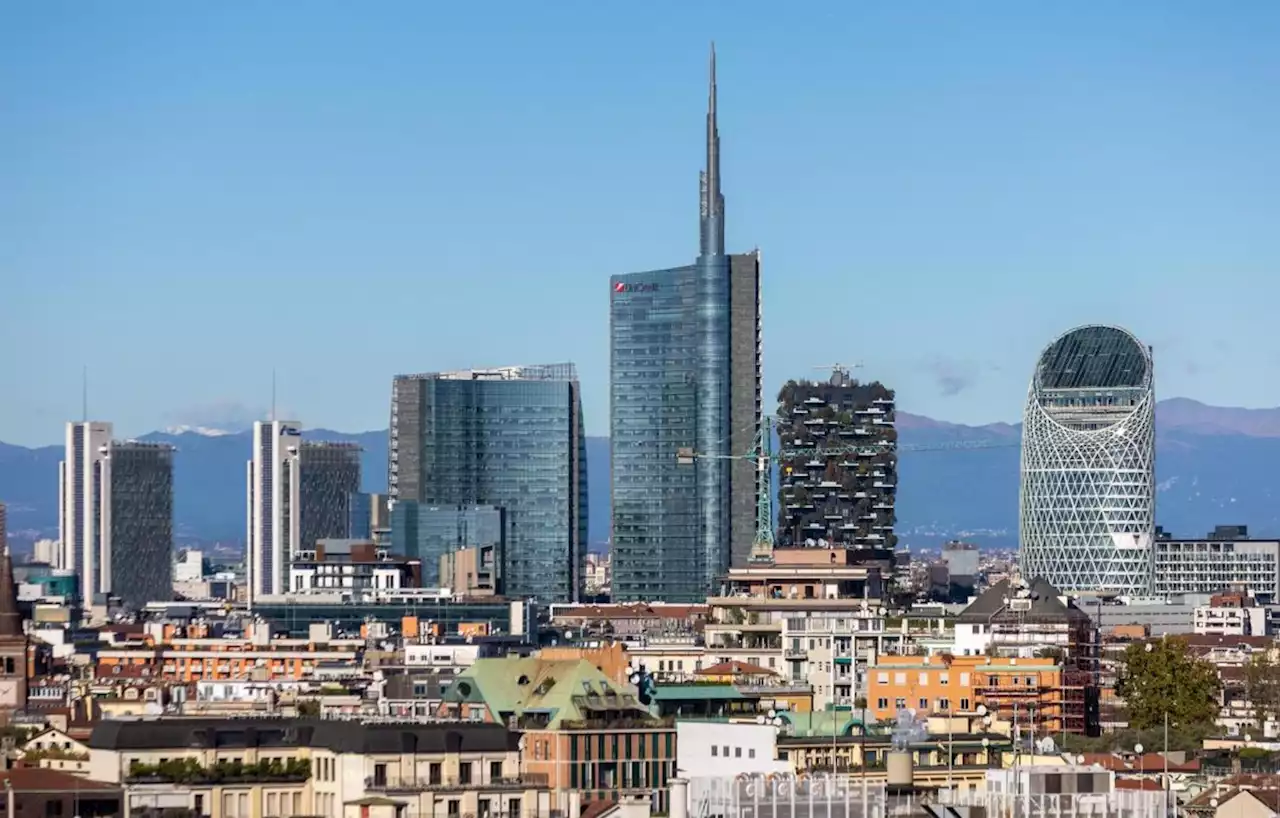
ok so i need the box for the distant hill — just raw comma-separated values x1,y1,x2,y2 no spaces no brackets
4,398,1279,552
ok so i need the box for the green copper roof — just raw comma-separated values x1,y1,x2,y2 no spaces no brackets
441,656,647,729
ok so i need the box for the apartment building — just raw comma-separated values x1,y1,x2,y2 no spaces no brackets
866,654,1072,734
1194,592,1269,636
775,373,897,549
701,546,911,709
89,718,565,818
439,655,677,812
94,621,363,683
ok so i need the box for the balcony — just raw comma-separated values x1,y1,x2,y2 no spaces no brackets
127,759,311,786
784,648,808,660
365,774,549,793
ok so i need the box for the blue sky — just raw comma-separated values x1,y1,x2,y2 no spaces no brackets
2,1,1278,447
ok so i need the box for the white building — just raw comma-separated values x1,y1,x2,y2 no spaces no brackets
32,539,60,566
60,422,174,609
247,420,303,603
174,549,204,583
675,721,789,777
60,421,113,602
1194,604,1268,636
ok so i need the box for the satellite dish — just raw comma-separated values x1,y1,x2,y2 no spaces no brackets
768,710,777,719
773,717,783,726
756,715,766,725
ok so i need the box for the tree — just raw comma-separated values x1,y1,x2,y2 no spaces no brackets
1117,637,1220,730
1245,651,1280,728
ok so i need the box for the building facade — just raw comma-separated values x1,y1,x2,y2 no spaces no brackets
391,503,505,590
388,365,587,602
107,442,175,608
1019,325,1156,595
247,420,302,602
776,372,896,549
610,48,762,602
298,442,362,551
1152,525,1280,602
247,422,363,604
59,423,174,609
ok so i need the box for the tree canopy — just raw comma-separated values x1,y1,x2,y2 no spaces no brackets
1117,637,1220,730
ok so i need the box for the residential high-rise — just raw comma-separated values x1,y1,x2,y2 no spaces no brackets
1019,325,1155,595
107,442,175,608
775,372,897,549
298,442,362,551
59,422,175,609
247,420,302,601
609,46,763,602
389,365,587,602
247,421,363,603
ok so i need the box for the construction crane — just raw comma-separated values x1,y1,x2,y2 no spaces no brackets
676,415,1019,563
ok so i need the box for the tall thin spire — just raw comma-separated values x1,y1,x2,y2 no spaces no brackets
700,41,724,257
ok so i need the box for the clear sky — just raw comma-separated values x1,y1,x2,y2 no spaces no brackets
2,1,1278,447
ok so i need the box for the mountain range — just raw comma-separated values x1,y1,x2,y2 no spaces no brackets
3,397,1279,553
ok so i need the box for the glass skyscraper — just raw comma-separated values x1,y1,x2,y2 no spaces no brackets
610,47,763,602
391,503,506,589
389,364,587,602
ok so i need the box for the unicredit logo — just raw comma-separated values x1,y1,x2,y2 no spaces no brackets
613,282,659,294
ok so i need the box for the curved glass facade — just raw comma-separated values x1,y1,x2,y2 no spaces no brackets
1019,325,1155,594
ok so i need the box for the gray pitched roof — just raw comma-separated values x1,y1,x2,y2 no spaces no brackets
89,719,518,754
956,577,1092,625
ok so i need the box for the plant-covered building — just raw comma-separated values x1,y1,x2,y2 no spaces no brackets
776,371,897,549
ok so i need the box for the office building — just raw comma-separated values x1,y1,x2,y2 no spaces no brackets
775,370,896,549
247,422,363,603
348,491,390,539
298,441,361,549
389,365,587,601
610,47,763,602
1152,525,1280,602
59,423,175,609
1019,325,1155,595
391,503,505,591
247,420,302,601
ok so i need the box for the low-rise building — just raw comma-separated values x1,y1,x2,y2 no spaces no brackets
89,718,565,818
439,655,677,812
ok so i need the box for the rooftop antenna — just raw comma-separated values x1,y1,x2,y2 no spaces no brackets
813,362,863,386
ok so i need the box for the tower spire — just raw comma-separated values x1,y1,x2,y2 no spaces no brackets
700,41,724,257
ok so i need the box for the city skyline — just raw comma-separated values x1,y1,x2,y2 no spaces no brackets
4,4,1280,447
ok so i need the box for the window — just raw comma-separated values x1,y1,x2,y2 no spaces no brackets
918,698,928,711
711,746,718,756
430,762,442,785
267,794,278,817
894,672,906,685
938,698,950,711
939,674,949,686
490,761,504,781
508,799,521,818
960,698,971,711
722,746,729,757
479,799,492,818
988,675,999,686
960,672,970,685
877,698,888,709
735,747,742,758
876,672,888,684
894,697,906,709
918,672,929,685
448,800,461,818
459,761,472,785
373,763,387,787
749,749,756,759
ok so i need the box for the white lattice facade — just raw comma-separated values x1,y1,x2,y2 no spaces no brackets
1019,325,1155,595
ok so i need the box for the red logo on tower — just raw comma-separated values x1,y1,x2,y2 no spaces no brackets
614,282,626,293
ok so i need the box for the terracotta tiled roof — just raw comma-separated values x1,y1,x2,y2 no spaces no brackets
1116,779,1164,791
0,769,119,793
